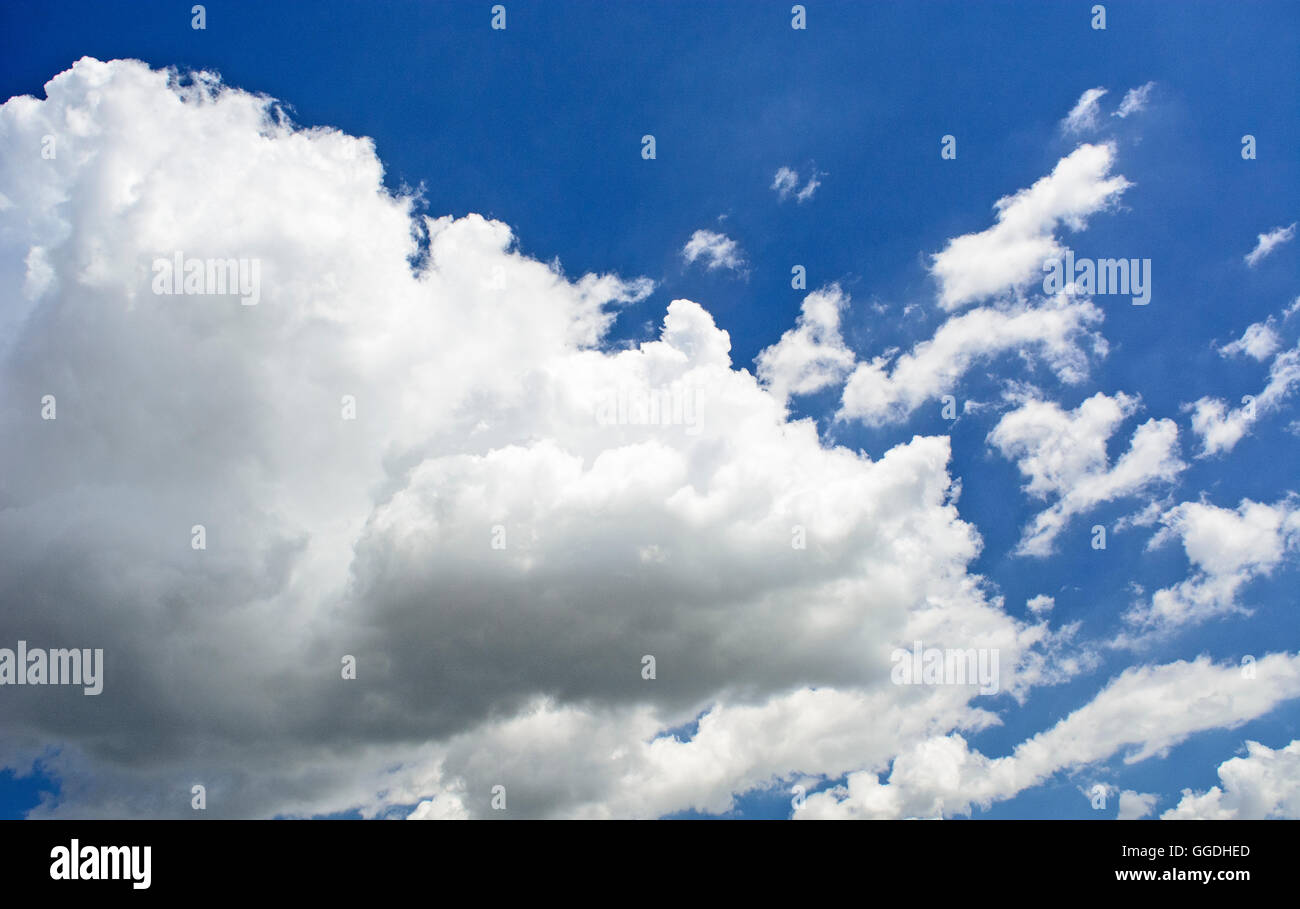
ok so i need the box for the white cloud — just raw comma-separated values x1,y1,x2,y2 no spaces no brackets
988,392,1186,556
929,143,1131,310
407,789,471,820
835,144,1135,427
1116,496,1170,532
795,172,822,203
1187,343,1300,456
1219,319,1280,361
1112,82,1155,119
1117,789,1158,819
771,165,822,203
839,295,1107,426
682,228,744,272
771,166,799,199
1245,222,1296,267
756,284,856,400
1062,87,1108,134
1122,496,1300,638
1163,739,1300,819
1026,595,1055,615
800,652,1300,818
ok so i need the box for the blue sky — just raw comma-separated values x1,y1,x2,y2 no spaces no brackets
0,1,1297,820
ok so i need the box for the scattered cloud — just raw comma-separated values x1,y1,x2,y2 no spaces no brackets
988,392,1185,556
929,143,1131,311
795,172,822,202
1063,87,1108,134
1163,739,1300,819
1219,319,1281,361
1245,222,1296,267
839,295,1107,426
1122,497,1300,639
771,166,799,199
800,653,1300,818
1187,343,1300,456
771,165,823,203
682,228,745,273
1117,789,1159,819
1026,594,1055,615
1113,82,1155,119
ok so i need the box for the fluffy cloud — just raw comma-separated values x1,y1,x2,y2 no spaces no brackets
839,295,1107,426
1162,739,1300,819
1026,594,1054,615
836,143,1135,426
1187,343,1300,456
0,58,1088,819
1122,497,1300,638
1244,222,1296,268
756,284,856,400
1062,87,1108,134
929,143,1131,311
800,652,1300,818
988,392,1185,556
1219,319,1281,361
1117,789,1158,819
682,228,744,272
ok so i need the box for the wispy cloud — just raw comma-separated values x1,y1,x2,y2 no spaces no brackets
1245,222,1296,267
771,166,799,199
1062,87,1108,134
1113,81,1155,118
771,165,823,203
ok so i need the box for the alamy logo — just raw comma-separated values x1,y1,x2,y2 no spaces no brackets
0,641,103,695
1042,249,1150,305
152,251,261,305
50,840,150,889
594,384,701,433
890,641,1000,695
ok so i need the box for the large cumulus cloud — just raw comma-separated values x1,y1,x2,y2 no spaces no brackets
0,58,1059,818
